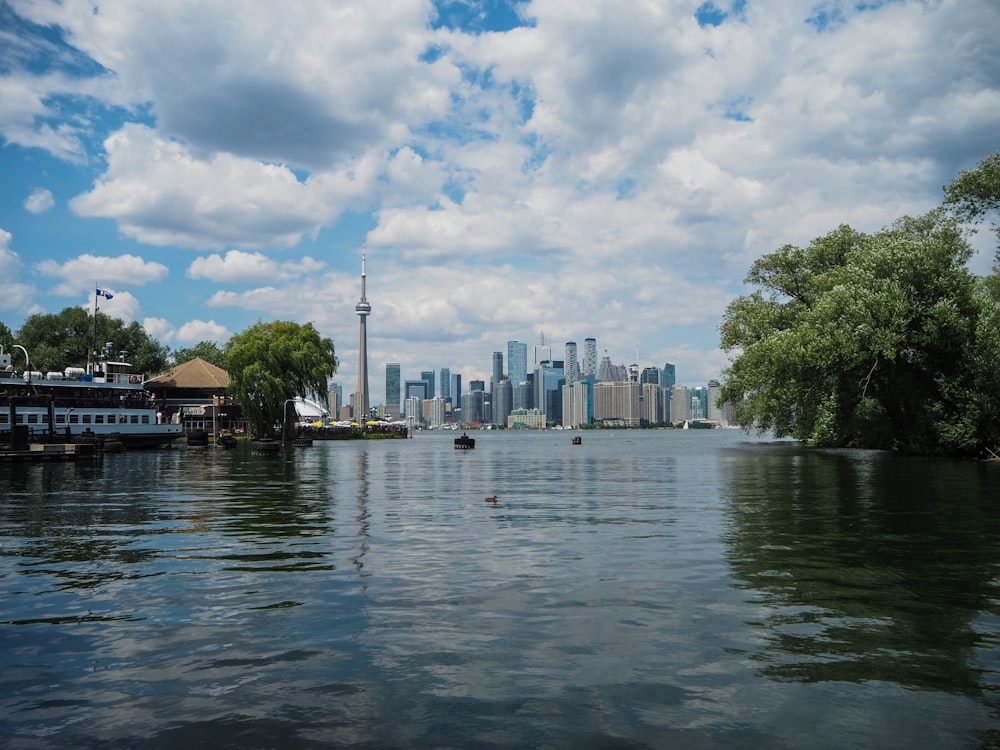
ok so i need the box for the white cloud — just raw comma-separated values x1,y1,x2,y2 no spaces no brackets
0,228,40,316
35,252,169,296
81,288,140,323
23,187,54,213
176,319,230,344
187,250,324,283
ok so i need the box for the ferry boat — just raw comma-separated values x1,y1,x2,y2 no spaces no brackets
0,346,183,449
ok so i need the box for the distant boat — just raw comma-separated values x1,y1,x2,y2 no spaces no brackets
572,435,582,445
454,432,475,449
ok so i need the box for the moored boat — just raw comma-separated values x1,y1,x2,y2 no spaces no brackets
454,432,475,449
0,345,183,450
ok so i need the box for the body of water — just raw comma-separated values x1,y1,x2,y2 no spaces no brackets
2,429,1000,748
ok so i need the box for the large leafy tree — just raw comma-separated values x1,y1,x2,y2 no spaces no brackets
720,211,992,455
0,321,13,358
225,320,337,439
172,340,227,368
15,306,169,376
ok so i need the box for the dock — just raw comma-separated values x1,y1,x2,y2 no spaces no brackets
0,443,100,463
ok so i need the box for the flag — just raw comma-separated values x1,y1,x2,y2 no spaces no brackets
96,288,114,300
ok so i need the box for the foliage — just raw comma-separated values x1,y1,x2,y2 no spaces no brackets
944,151,1000,258
14,307,169,376
172,340,226,368
0,321,13,358
225,320,337,439
719,211,999,455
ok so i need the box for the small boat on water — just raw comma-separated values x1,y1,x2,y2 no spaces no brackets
217,430,238,449
454,432,475,449
572,435,582,445
0,345,183,450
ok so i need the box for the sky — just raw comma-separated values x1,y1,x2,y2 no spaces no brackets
1,0,998,405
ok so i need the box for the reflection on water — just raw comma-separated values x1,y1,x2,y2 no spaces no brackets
1,432,1000,748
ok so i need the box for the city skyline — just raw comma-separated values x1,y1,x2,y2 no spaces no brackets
1,1,997,409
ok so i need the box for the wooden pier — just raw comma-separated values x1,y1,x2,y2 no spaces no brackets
0,442,100,463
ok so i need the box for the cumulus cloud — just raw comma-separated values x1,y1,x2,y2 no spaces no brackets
81,288,140,323
175,319,230,344
23,187,54,213
187,250,324,283
0,228,38,315
35,252,169,296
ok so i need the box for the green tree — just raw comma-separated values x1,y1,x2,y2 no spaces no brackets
15,307,169,376
720,211,987,455
944,151,1000,257
225,320,337,439
172,340,227,368
0,321,14,359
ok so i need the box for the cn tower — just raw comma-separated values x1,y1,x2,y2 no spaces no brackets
354,247,371,422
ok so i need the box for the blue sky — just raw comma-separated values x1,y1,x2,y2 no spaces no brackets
1,0,998,403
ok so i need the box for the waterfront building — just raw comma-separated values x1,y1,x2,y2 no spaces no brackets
583,338,597,379
670,385,691,423
404,396,421,429
353,250,372,421
493,378,512,426
561,377,593,428
429,397,445,428
385,363,400,419
507,408,545,429
707,379,724,424
690,386,708,420
641,382,663,424
565,341,578,383
594,381,641,426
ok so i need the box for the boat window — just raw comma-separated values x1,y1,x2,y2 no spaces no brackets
108,415,116,424
0,414,7,424
95,415,104,424
82,414,91,424
69,414,79,424
16,414,24,424
119,415,127,424
27,414,38,424
41,414,49,423
56,414,66,424
130,415,139,424
142,415,150,424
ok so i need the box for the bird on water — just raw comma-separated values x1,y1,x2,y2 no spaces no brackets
484,495,498,503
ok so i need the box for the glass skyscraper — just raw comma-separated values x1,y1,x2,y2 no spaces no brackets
508,341,527,385
385,363,400,416
583,338,597,379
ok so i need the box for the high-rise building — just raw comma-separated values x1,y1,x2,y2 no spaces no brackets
440,367,451,403
670,385,690,423
598,353,621,383
353,250,372,421
583,338,598,379
385,363,400,418
707,379,724,423
492,352,504,393
493,378,512,426
420,370,435,399
429,397,445,428
662,362,676,390
565,341,578,383
404,380,428,416
328,382,342,419
533,344,552,370
451,373,462,410
593,381,641,426
535,361,565,422
561,377,593,428
690,386,708,420
508,341,527,385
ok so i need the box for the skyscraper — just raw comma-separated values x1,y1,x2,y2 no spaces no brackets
353,250,371,421
492,351,503,393
583,338,597,379
508,341,527,385
420,370,435,399
385,363,400,418
565,341,578,383
440,367,451,403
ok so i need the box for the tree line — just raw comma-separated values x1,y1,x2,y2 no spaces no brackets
720,152,1000,457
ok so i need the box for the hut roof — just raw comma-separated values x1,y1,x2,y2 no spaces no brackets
146,357,230,389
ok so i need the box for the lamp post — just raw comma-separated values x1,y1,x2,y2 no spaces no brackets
13,345,29,381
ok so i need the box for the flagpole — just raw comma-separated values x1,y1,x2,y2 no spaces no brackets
92,286,98,376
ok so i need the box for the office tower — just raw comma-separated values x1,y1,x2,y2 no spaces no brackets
513,381,533,411
508,340,527,385
565,342,578,383
593,381,641,426
583,338,597,378
353,250,372,421
690,386,708,420
707,379,724,423
670,385,691,423
492,352,503,393
662,362,676,390
451,373,462,409
640,366,660,385
420,370,435,399
533,344,552,369
429,397,445,428
597,353,619,383
385,363,400,418
629,363,639,382
561,377,593,428
440,367,451,403
404,380,428,411
469,379,485,392
493,378,512,426
462,390,485,425
404,396,421,428
328,382,342,419
535,361,564,421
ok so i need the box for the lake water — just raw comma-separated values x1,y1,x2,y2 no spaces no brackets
2,429,1000,748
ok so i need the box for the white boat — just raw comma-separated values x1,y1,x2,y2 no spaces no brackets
0,346,183,449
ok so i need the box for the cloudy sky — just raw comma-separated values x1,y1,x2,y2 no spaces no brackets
1,0,998,402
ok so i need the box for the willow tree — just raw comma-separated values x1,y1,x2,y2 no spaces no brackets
225,320,337,439
720,211,988,455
